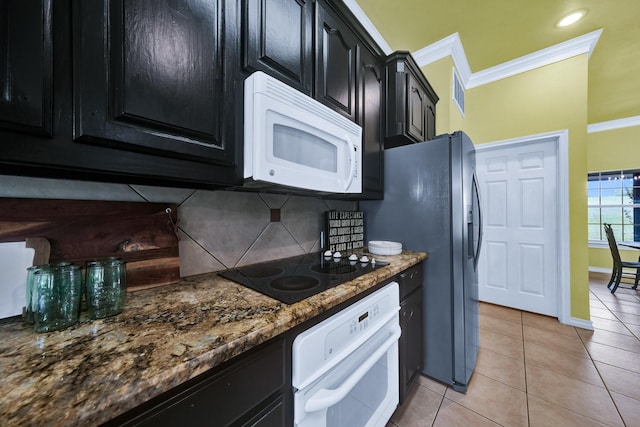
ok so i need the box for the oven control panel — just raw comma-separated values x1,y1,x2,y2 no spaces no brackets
326,299,384,359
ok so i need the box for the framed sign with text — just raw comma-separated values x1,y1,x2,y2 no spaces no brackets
324,211,364,253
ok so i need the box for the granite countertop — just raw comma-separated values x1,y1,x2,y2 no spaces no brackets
0,251,426,426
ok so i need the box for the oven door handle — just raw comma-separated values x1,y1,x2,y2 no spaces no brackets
304,324,401,413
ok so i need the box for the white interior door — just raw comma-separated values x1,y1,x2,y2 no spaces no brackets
476,137,559,316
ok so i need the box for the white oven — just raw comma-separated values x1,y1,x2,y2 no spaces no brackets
292,282,400,427
244,71,362,194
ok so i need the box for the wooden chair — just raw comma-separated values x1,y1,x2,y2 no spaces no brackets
603,223,640,293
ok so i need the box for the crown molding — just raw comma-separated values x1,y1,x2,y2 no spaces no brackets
347,3,637,131
587,115,640,133
411,29,601,90
412,33,472,83
342,0,393,55
347,2,601,91
466,29,602,88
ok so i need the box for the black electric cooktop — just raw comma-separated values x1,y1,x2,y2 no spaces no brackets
219,252,389,304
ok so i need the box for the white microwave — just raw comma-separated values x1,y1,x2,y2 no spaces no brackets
244,72,362,194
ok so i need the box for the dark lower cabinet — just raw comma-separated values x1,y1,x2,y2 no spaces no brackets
385,51,439,148
397,262,424,404
107,337,289,427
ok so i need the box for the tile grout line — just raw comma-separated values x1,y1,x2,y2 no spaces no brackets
429,391,445,427
521,310,531,427
583,287,630,426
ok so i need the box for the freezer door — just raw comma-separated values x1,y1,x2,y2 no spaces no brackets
453,133,480,391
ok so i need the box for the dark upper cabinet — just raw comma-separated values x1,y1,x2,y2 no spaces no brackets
242,0,313,95
315,0,385,200
243,0,384,200
0,0,386,195
315,0,358,122
74,0,235,165
0,0,242,189
0,0,53,136
385,51,439,148
358,46,384,199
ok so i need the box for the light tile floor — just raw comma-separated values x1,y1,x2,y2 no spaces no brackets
388,272,640,426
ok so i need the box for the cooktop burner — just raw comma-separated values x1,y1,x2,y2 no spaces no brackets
219,252,388,304
269,275,320,291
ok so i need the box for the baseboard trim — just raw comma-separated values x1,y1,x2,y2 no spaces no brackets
566,316,594,330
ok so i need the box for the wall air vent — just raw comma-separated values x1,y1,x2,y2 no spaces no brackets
453,69,465,116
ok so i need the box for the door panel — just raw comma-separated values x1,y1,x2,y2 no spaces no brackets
359,47,384,197
74,0,235,164
477,138,558,316
315,1,357,121
243,0,312,94
0,0,53,136
407,74,426,142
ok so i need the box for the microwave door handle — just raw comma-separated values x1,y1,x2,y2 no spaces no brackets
343,137,357,192
304,324,401,413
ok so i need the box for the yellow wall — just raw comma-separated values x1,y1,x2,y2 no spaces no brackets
588,125,640,171
423,55,591,321
422,56,467,135
588,125,640,269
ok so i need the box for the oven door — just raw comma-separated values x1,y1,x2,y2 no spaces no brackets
294,316,400,427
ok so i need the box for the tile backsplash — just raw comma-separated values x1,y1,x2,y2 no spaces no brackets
0,175,356,277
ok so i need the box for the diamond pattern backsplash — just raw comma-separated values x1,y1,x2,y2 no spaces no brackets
1,176,357,278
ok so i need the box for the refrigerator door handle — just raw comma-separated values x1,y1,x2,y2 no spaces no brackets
472,173,483,268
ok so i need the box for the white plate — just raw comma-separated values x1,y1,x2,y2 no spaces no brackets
0,242,34,319
368,241,402,256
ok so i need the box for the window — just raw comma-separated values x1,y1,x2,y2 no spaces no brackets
588,169,640,243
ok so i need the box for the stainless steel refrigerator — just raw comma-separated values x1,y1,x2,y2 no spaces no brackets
361,131,482,392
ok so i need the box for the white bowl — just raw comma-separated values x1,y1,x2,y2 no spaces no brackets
368,241,402,256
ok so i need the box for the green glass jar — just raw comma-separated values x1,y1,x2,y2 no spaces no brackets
32,263,82,333
56,264,83,329
25,262,72,324
85,257,127,319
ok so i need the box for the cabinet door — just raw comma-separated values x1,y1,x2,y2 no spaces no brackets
116,338,287,427
425,102,436,141
243,0,312,94
74,0,235,165
0,0,53,136
399,288,423,404
240,396,286,427
315,0,358,121
407,74,427,142
358,47,384,198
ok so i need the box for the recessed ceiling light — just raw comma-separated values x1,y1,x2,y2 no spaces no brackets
557,9,587,27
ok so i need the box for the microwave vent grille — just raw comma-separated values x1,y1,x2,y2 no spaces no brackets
264,79,361,135
453,70,465,116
